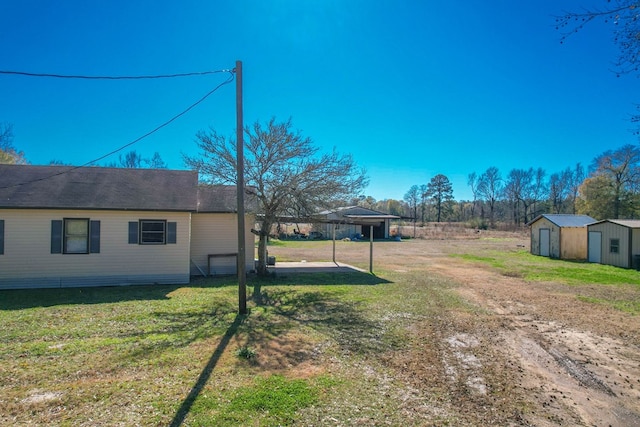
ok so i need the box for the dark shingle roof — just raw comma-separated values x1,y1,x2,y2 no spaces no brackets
0,164,198,211
196,185,258,213
197,185,238,213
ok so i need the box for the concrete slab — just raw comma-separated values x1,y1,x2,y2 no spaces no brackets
270,261,366,274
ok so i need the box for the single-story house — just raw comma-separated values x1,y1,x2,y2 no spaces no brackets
587,219,640,268
527,214,596,260
315,206,398,240
0,164,255,290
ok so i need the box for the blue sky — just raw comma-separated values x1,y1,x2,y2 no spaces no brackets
1,0,638,201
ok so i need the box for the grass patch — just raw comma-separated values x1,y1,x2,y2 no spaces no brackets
453,250,640,314
454,250,640,286
190,374,320,426
577,295,640,315
267,239,329,249
0,268,469,426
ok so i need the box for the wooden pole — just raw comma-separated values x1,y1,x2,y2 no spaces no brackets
235,60,247,315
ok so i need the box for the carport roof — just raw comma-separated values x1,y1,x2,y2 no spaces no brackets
341,214,400,225
316,206,399,225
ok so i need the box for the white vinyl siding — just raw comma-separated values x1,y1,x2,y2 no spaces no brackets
190,213,255,276
0,209,191,288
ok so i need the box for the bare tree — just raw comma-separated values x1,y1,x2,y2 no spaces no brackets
185,117,368,275
404,185,420,237
557,2,640,132
530,167,547,219
556,1,640,77
568,163,585,214
0,123,27,165
503,171,519,225
467,172,479,218
116,150,167,169
504,168,531,225
119,150,145,168
548,171,569,214
148,152,168,169
477,167,503,227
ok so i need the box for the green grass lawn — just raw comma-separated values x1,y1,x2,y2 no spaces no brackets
453,249,640,314
0,270,465,426
453,249,640,286
2,242,640,425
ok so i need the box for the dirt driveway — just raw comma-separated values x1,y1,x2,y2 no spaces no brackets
271,232,640,426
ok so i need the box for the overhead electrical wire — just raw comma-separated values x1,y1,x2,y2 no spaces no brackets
0,69,233,80
0,69,235,190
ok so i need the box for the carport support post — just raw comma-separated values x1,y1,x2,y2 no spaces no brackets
369,225,374,273
332,222,337,264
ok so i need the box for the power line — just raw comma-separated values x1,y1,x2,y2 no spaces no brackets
0,69,233,80
0,69,235,190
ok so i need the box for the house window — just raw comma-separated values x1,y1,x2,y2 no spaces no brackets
128,220,177,245
64,218,89,253
610,238,620,254
51,219,100,254
140,220,166,244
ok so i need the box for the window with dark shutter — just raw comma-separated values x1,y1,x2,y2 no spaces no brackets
130,220,174,245
167,222,177,244
51,220,63,254
52,219,100,254
129,221,139,244
140,220,166,244
90,221,101,253
0,220,4,255
64,219,89,254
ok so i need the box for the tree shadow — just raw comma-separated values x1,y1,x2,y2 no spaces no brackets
169,314,244,427
0,281,232,310
250,271,391,307
0,271,393,311
249,286,396,357
115,304,237,361
253,271,392,286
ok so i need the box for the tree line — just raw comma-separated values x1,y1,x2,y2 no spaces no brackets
344,144,640,228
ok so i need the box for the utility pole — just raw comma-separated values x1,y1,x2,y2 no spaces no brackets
235,60,247,315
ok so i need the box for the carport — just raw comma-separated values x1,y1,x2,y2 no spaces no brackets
323,213,400,273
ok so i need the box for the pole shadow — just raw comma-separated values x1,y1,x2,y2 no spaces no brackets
169,313,244,427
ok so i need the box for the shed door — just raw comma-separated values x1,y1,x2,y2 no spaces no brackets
588,231,602,263
539,228,550,257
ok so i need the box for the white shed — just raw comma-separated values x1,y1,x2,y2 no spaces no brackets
587,219,640,268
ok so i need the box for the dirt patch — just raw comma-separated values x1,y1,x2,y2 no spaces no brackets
428,251,640,426
270,232,640,425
